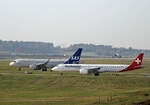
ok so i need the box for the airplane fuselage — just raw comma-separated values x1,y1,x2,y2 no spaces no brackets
9,59,65,68
52,64,129,72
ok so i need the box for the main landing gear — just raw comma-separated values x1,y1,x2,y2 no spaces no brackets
94,72,100,76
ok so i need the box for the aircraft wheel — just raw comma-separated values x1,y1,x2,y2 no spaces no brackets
42,68,47,71
18,67,21,71
94,72,99,76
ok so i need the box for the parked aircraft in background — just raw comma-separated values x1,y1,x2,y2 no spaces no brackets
112,53,122,58
9,48,82,71
52,53,144,76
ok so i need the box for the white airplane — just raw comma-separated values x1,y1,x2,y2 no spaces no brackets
9,48,82,71
52,53,144,76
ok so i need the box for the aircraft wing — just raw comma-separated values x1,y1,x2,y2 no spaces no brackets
36,59,50,67
29,59,50,71
83,67,101,73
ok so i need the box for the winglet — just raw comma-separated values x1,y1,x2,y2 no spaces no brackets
64,48,82,64
120,53,144,72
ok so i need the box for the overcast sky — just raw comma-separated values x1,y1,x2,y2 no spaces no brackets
0,0,150,49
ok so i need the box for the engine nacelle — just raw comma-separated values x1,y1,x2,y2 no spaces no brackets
29,64,41,70
80,69,89,75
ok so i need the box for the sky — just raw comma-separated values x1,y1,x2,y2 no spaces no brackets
0,0,150,49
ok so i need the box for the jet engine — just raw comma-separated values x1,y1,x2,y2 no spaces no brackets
80,69,89,75
29,64,41,70
80,68,100,76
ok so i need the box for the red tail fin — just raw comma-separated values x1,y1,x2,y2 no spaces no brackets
120,53,144,72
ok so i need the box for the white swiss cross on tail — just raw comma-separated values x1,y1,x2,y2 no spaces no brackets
135,58,141,64
120,53,144,72
131,53,144,66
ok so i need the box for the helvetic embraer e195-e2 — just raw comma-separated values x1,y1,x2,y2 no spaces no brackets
52,53,144,76
9,48,82,71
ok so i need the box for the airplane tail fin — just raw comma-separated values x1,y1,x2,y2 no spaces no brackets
64,48,82,64
120,53,144,72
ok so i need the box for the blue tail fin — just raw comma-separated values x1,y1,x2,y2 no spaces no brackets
64,48,82,64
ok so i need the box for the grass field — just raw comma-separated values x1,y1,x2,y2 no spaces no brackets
0,58,150,105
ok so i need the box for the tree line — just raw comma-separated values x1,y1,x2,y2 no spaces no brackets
0,40,149,57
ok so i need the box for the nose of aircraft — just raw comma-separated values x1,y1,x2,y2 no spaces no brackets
9,62,15,66
51,66,58,71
